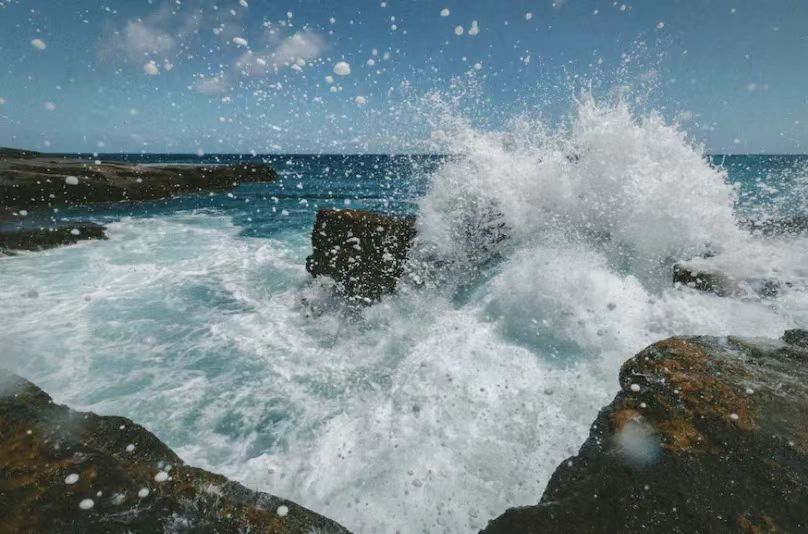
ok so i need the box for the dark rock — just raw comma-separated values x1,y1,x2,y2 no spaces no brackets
741,215,808,237
673,263,781,298
0,222,107,253
783,329,808,349
0,152,276,214
0,372,350,533
482,333,808,534
306,209,416,302
673,263,737,296
0,147,42,160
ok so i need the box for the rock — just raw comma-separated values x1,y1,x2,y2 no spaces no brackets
0,222,107,253
673,263,780,298
783,328,808,348
306,209,416,302
0,147,42,160
0,372,350,533
482,332,808,533
673,263,739,296
0,151,276,215
741,215,808,237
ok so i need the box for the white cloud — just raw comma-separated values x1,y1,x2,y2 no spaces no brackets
235,29,327,76
193,75,230,95
98,3,201,66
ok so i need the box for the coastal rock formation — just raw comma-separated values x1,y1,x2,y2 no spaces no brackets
0,222,107,253
673,263,739,297
306,209,416,302
673,263,781,298
482,330,808,533
0,372,350,533
0,148,276,214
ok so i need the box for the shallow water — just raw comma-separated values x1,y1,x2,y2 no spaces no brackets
1,100,807,533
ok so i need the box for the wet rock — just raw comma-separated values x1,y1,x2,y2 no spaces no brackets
673,263,780,298
306,209,416,302
482,332,808,533
0,222,107,253
0,372,350,533
783,328,808,348
673,263,738,296
0,150,276,214
741,215,808,237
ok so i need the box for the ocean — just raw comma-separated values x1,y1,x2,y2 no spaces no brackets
1,100,807,533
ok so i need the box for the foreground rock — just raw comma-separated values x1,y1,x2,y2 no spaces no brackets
306,209,416,302
0,222,106,253
0,373,350,533
0,148,276,214
483,330,808,533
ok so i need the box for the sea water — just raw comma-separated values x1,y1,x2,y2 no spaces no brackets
1,97,807,533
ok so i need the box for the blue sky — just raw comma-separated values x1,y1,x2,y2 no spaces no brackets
0,0,806,154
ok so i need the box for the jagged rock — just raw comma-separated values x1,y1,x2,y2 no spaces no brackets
0,222,107,253
0,372,350,533
482,331,808,534
0,150,276,214
306,209,416,302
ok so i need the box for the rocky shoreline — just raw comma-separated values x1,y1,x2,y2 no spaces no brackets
0,372,349,533
5,204,807,531
6,330,806,532
482,330,808,533
0,147,276,251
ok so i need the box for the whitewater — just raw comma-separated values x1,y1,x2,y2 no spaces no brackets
1,96,807,533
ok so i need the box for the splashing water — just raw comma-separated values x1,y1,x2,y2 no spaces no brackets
1,95,806,533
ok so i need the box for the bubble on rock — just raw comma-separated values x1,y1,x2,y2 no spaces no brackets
276,505,289,517
64,473,80,485
138,488,150,498
65,176,79,186
79,498,94,510
154,471,169,482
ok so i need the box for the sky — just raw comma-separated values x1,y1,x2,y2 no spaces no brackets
0,0,806,154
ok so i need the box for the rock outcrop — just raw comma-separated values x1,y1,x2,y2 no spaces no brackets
0,222,107,253
0,372,350,533
673,263,781,298
0,149,276,215
483,330,808,534
306,209,416,302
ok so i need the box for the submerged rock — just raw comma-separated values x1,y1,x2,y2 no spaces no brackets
306,209,416,302
0,372,350,533
482,331,808,533
0,149,276,214
0,222,107,253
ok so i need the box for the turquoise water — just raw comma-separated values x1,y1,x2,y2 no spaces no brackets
2,105,807,532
